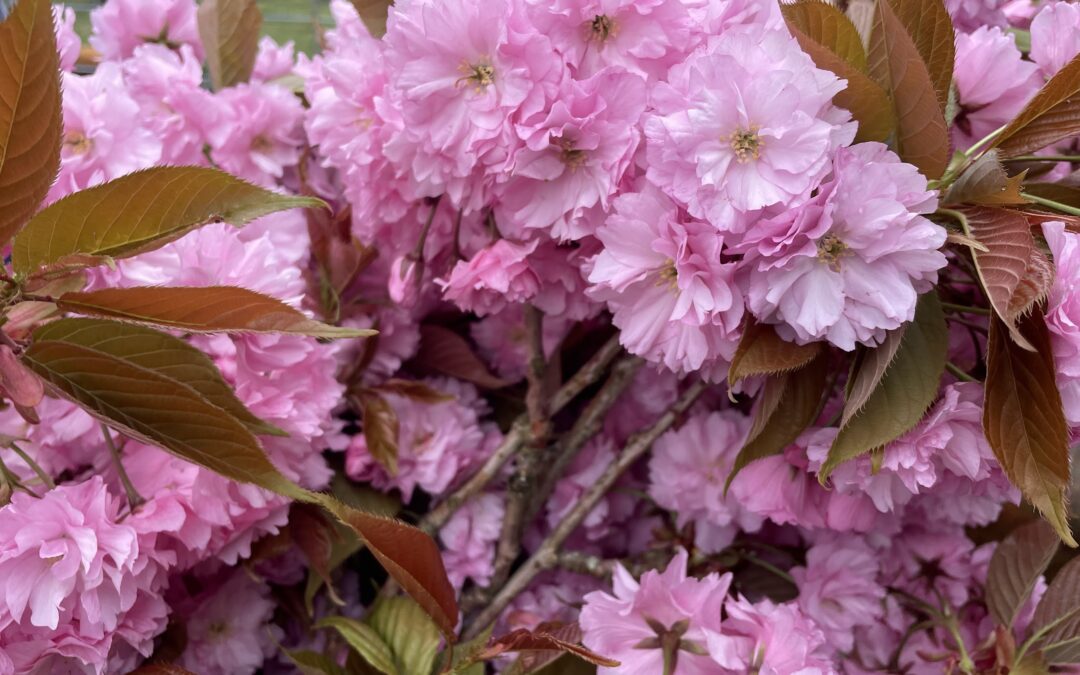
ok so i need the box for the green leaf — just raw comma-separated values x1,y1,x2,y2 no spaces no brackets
984,310,1076,546
987,520,1060,629
726,354,829,489
1031,556,1080,662
0,0,60,245
57,286,373,339
283,649,347,675
358,391,399,475
32,317,283,436
435,625,493,675
820,293,947,480
22,319,305,499
366,597,442,675
316,616,398,675
781,0,895,142
991,52,1080,157
728,318,822,388
12,167,323,275
841,327,905,427
197,0,262,90
867,0,952,178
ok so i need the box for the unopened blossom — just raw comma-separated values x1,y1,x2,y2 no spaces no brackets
178,572,282,675
952,27,1040,151
580,549,732,674
380,0,563,211
588,185,744,376
645,26,853,232
89,0,203,61
497,67,646,239
440,493,504,590
0,478,169,674
1031,2,1080,78
210,82,305,186
524,0,693,80
648,410,763,551
1043,222,1080,425
741,142,946,350
792,536,886,652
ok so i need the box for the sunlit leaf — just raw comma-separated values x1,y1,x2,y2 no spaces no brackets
197,0,262,90
867,0,952,178
781,0,895,142
30,318,283,437
12,167,322,275
987,520,1060,628
946,151,1029,205
414,324,511,389
992,52,1080,157
57,286,373,339
984,310,1076,546
349,0,392,37
726,354,829,489
316,616,398,675
728,319,822,388
820,293,947,479
474,622,619,669
1032,556,1080,662
357,391,399,475
365,596,442,675
0,0,60,245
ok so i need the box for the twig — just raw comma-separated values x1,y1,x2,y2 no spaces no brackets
553,551,615,578
549,334,622,412
101,423,144,513
462,379,708,639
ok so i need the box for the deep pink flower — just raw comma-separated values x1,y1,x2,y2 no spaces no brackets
648,411,763,551
210,83,305,186
1031,2,1080,78
1044,221,1080,425
952,27,1040,151
587,185,744,376
580,549,732,674
741,142,945,350
645,26,853,232
441,239,541,315
440,493,504,590
252,36,296,83
89,0,202,61
706,597,836,674
497,67,646,239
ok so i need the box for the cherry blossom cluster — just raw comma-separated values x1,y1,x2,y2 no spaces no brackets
4,0,1080,673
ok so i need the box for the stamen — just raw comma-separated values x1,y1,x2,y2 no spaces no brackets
816,233,850,271
556,137,587,170
589,14,617,42
63,131,93,155
656,260,678,290
456,60,496,92
728,127,763,163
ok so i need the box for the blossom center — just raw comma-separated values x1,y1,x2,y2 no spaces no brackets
728,127,762,163
458,60,495,92
589,14,617,42
816,233,849,271
63,131,93,155
656,260,678,291
556,137,587,170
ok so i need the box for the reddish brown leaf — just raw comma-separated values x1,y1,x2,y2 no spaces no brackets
984,310,1075,545
376,379,454,404
358,391,399,475
962,206,1038,349
992,52,1080,157
1009,248,1055,320
728,319,822,388
413,325,511,389
57,286,373,339
349,0,393,37
475,622,619,668
198,0,262,90
1031,556,1080,663
291,504,346,606
867,0,952,178
1025,183,1080,209
316,496,459,641
0,0,61,246
781,0,895,142
986,519,1059,629
946,151,1029,206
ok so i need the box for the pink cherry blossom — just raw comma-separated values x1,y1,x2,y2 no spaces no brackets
945,0,1009,31
210,83,305,186
706,597,836,674
54,5,80,72
440,493,504,590
1044,221,1080,425
89,0,202,61
1031,2,1080,78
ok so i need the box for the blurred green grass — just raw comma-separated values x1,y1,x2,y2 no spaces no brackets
74,0,333,55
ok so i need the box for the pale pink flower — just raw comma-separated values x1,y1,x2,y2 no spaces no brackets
381,0,563,211
1003,0,1040,28
587,185,743,376
178,571,281,675
497,67,646,239
471,305,573,381
706,597,836,675
681,0,784,40
580,549,732,674
440,493,504,590
741,142,945,350
946,0,1009,31
54,5,80,72
648,410,763,551
645,26,853,232
1043,221,1080,425
791,536,885,652
1031,2,1080,78
524,0,693,80
89,0,202,61
952,27,1040,151
0,478,169,674
603,366,680,442
252,36,296,83
543,437,629,544
210,82,305,186
441,239,541,315
346,378,502,501
52,64,162,201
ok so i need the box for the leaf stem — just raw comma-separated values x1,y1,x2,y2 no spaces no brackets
946,362,978,382
964,124,1007,159
1003,155,1080,163
941,302,991,316
936,208,973,237
7,442,54,490
1026,193,1080,217
101,424,144,513
740,552,796,584
941,613,976,674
